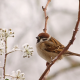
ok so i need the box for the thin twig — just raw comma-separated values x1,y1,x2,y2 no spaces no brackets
6,49,22,55
42,0,51,33
3,49,22,79
5,74,16,78
3,33,7,79
39,0,80,80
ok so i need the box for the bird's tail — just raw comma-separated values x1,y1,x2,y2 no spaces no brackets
64,51,80,56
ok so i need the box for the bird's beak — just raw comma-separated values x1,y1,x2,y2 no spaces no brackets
36,37,39,39
36,37,41,40
36,37,40,43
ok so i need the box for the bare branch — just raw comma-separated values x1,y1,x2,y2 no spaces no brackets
3,33,7,79
5,74,16,78
6,49,22,55
39,0,80,80
43,0,51,33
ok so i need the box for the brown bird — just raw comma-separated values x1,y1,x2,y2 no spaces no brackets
36,32,80,63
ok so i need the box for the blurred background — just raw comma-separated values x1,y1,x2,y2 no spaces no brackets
0,0,80,80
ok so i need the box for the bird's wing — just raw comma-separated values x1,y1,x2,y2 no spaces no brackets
44,40,65,54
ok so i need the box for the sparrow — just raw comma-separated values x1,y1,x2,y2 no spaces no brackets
36,32,80,63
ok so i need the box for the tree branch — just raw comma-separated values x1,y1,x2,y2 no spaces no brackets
42,0,51,33
39,0,80,80
3,34,7,79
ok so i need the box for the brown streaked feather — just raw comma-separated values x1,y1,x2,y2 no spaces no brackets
44,37,65,53
44,41,57,52
50,37,64,47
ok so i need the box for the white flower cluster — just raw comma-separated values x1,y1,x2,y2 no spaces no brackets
0,28,33,80
11,44,33,58
5,70,25,80
0,28,14,39
22,43,33,58
11,69,25,80
0,28,14,55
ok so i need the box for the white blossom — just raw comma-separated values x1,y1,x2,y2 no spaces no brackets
11,71,16,78
22,43,33,58
0,40,4,55
12,45,19,50
16,69,21,78
5,29,14,38
11,70,25,80
0,49,4,55
20,73,25,79
0,28,14,40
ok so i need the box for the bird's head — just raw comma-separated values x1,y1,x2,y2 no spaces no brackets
36,33,50,43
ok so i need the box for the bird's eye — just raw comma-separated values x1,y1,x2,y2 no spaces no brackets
43,38,47,41
36,37,41,43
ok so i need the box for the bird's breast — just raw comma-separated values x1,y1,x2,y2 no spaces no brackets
36,43,60,62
